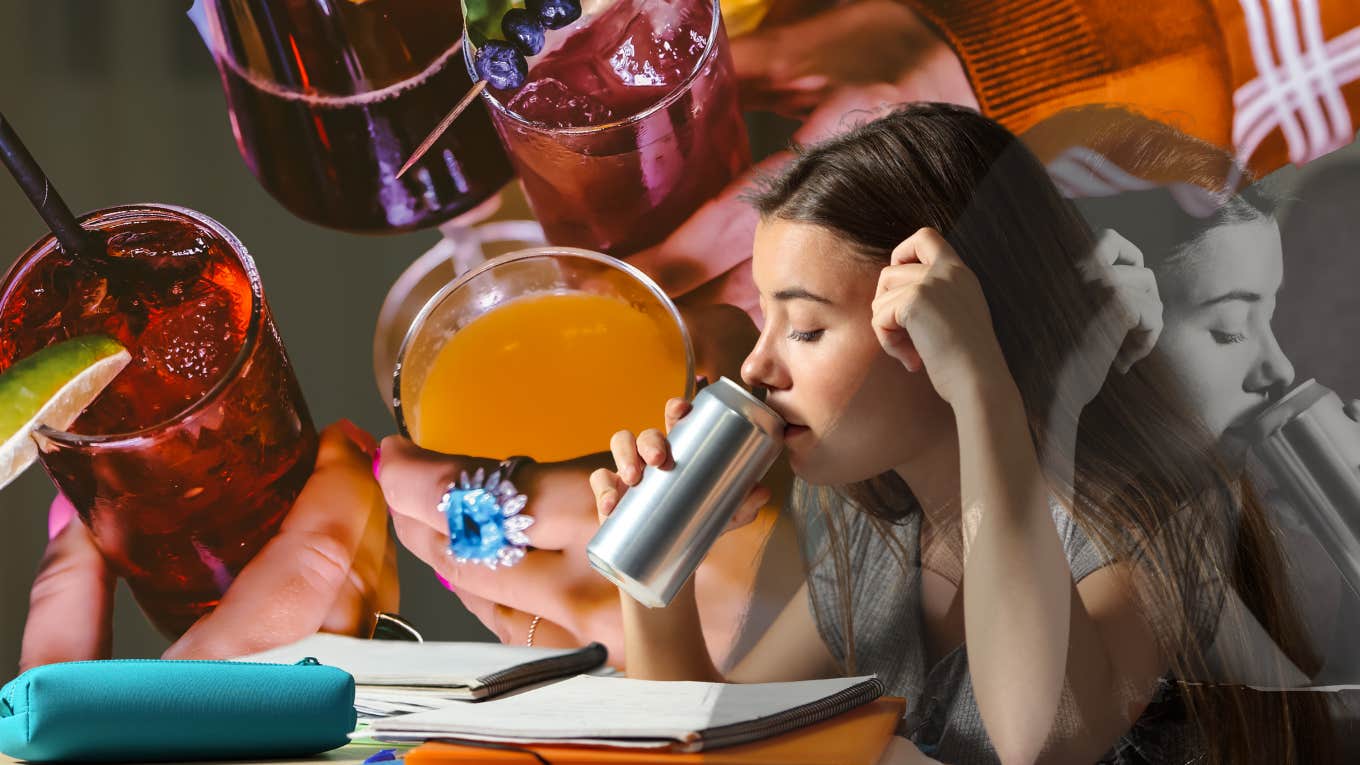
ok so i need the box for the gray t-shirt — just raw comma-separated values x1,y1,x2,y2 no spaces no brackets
794,481,1196,764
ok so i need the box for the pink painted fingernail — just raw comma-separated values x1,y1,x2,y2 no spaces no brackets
371,446,382,480
436,573,456,593
49,493,77,540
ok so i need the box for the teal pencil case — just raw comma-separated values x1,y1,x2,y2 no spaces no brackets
0,658,356,762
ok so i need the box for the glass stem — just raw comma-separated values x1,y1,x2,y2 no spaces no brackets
439,190,504,277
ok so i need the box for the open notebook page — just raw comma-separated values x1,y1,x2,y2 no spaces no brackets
368,674,879,747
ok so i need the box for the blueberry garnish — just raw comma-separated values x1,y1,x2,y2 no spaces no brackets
528,0,582,31
474,40,528,90
502,8,546,57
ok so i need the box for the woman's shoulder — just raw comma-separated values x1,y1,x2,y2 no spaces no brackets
789,478,916,535
790,477,918,574
789,479,862,553
1050,497,1119,583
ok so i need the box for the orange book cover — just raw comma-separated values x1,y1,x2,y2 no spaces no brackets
402,696,907,765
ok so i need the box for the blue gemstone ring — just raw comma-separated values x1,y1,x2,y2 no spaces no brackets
437,457,534,569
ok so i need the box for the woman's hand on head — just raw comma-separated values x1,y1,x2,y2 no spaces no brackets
1057,229,1163,411
590,397,771,531
1085,229,1163,375
870,228,1011,407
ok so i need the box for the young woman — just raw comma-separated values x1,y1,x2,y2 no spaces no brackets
591,104,1329,763
1046,106,1355,733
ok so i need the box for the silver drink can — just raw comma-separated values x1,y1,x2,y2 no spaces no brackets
586,377,785,608
1248,379,1360,595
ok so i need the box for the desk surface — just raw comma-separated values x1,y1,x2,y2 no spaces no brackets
0,740,926,765
0,743,398,765
0,702,917,765
3,744,920,765
0,699,915,764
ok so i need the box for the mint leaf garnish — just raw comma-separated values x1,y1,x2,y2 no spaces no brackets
462,0,524,48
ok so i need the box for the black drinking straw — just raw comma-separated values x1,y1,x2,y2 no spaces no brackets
0,111,100,258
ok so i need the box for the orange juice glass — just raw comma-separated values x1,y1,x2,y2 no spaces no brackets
394,248,694,463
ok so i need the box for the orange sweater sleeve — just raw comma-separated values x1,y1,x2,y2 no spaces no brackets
898,0,1360,177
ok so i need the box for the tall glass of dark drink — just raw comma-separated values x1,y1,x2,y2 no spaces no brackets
191,0,513,233
0,204,317,638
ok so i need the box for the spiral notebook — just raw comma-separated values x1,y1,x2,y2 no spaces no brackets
236,634,608,713
366,674,885,752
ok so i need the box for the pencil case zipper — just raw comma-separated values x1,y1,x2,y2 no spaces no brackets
0,657,322,717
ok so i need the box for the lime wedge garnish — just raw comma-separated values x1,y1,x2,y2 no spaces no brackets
0,335,131,491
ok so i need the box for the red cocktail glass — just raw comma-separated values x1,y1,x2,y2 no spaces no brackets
0,204,317,638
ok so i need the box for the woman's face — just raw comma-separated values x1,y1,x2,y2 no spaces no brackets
740,220,952,486
1154,217,1295,462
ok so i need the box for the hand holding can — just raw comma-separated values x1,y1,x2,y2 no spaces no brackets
587,378,784,608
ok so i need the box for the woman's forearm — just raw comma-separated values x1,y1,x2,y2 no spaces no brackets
958,379,1166,763
954,377,1073,765
620,576,727,683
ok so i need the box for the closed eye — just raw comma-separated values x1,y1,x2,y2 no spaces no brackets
788,329,825,343
1211,329,1247,345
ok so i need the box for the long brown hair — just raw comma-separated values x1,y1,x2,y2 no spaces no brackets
1052,105,1333,763
752,103,1331,763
